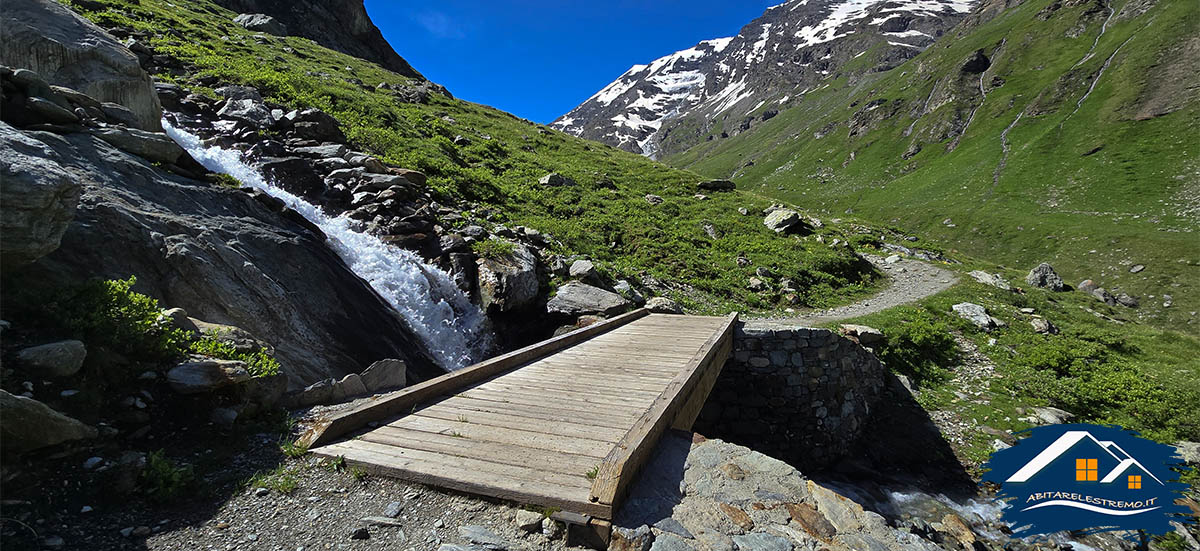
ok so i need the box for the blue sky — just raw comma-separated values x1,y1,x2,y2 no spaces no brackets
364,1,779,124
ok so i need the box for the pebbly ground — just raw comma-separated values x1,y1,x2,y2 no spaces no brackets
763,254,959,326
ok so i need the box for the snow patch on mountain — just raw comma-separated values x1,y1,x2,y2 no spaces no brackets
552,0,977,158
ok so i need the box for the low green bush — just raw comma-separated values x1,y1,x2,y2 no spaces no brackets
188,335,281,377
51,276,190,362
141,450,195,501
873,307,959,385
471,239,516,260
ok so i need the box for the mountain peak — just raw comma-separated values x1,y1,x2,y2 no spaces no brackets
553,0,975,158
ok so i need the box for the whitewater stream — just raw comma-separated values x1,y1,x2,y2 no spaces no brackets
163,120,493,371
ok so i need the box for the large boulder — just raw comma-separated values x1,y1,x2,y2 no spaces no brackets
217,98,274,129
0,121,83,268
0,389,97,452
17,340,86,377
233,13,288,36
476,243,539,314
968,270,1012,291
285,108,344,142
0,0,163,130
1025,263,1065,291
697,179,736,192
167,359,252,394
360,358,407,392
952,302,1004,331
547,282,630,316
763,209,803,233
615,432,945,551
15,122,439,388
91,127,185,164
645,296,683,314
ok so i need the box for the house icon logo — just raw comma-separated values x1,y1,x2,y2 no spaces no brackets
983,424,1190,537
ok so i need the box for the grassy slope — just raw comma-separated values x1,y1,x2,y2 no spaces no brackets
68,0,883,314
667,0,1200,330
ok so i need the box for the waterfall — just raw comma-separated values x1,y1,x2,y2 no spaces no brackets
163,120,493,371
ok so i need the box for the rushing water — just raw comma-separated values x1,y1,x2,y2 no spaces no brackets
163,120,493,370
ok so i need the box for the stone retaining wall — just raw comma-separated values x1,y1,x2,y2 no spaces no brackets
695,321,885,469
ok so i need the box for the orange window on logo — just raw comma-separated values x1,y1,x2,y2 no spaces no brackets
1075,458,1098,481
1128,475,1142,489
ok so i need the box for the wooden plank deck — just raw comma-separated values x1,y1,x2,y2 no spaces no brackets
301,309,736,526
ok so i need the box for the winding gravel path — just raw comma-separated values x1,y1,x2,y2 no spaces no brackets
762,255,959,326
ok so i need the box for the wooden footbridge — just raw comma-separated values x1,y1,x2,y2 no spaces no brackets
299,308,736,544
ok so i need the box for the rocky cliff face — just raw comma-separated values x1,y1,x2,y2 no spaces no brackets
1,0,163,131
10,121,439,388
210,0,424,80
552,0,974,158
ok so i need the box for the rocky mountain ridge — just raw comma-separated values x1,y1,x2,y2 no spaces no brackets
552,0,975,158
210,0,425,80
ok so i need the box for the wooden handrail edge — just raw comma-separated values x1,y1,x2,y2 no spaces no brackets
587,311,739,506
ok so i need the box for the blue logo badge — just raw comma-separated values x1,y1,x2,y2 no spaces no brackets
983,423,1191,537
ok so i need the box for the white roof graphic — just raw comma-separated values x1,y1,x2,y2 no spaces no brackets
1005,430,1163,485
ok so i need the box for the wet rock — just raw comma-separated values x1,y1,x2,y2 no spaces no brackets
217,98,273,129
17,339,86,377
476,242,539,314
939,513,976,547
1025,263,1065,291
547,281,630,316
0,389,96,452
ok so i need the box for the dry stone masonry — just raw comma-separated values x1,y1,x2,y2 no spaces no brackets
696,321,885,469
